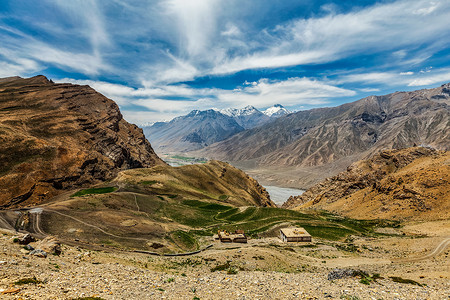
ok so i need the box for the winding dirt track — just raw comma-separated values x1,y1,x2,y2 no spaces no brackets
394,237,450,263
0,214,14,231
44,208,150,242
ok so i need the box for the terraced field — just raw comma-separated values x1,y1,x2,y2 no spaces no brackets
14,186,398,254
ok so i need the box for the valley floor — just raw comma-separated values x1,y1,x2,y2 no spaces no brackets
1,220,449,300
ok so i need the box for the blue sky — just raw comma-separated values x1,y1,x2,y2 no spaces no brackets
1,0,450,124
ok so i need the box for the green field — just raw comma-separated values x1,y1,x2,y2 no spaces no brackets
41,174,399,253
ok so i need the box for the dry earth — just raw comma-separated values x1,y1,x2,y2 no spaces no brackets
1,219,448,299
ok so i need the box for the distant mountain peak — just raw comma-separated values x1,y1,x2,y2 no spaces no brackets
263,104,291,117
220,105,260,117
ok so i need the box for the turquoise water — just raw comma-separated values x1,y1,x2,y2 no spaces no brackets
264,185,305,206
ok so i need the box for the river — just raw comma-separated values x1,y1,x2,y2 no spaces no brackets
263,185,305,206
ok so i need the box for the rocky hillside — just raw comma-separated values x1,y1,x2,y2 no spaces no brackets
283,147,450,220
196,84,449,169
0,76,164,208
144,109,245,153
117,160,275,208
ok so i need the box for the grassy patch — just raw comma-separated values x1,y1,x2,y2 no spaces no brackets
71,187,117,197
170,230,198,251
140,180,157,185
218,195,229,201
210,261,231,272
390,276,424,286
14,276,43,285
301,225,356,241
182,199,231,211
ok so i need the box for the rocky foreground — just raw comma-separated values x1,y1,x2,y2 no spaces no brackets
1,228,448,300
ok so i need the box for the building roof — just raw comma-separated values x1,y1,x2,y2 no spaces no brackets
280,227,311,238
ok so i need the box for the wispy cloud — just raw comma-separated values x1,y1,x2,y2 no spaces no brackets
2,0,450,124
59,76,355,123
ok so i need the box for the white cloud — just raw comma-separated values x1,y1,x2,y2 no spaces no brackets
221,23,241,37
217,77,356,107
164,0,220,57
335,72,401,85
408,71,450,86
359,88,380,92
413,1,439,15
56,76,355,124
400,72,414,75
207,0,450,76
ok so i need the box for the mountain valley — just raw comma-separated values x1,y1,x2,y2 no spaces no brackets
194,84,450,188
0,77,448,299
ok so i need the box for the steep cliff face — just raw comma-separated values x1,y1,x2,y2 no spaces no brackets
283,147,450,220
0,76,164,208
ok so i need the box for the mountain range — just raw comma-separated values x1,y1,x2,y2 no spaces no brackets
143,104,290,153
194,83,450,187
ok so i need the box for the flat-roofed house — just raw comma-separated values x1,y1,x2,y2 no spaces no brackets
218,230,248,243
280,227,311,242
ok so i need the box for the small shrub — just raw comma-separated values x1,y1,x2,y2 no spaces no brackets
210,261,231,272
166,277,175,283
359,278,371,285
227,267,238,275
15,277,43,285
390,276,423,286
141,180,157,185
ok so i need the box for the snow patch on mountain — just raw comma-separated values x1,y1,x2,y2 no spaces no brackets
219,105,260,117
263,104,291,117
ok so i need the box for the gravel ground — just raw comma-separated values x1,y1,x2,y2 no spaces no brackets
1,233,449,299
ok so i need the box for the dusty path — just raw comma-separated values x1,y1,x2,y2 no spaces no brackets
29,208,46,237
44,208,150,242
0,213,14,231
394,237,450,263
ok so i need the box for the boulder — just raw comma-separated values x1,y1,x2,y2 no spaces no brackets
29,249,47,258
18,234,35,245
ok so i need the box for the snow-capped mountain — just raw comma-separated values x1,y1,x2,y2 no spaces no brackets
219,105,260,117
216,105,269,129
263,104,291,117
142,104,290,154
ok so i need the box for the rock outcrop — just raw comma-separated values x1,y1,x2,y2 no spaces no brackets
283,147,450,220
0,76,164,208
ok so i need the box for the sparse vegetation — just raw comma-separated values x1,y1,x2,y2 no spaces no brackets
71,187,117,197
140,180,157,185
390,276,424,286
210,261,231,272
14,276,43,285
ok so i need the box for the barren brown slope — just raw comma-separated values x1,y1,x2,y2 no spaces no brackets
0,75,164,208
195,84,449,169
284,147,450,220
116,160,275,208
